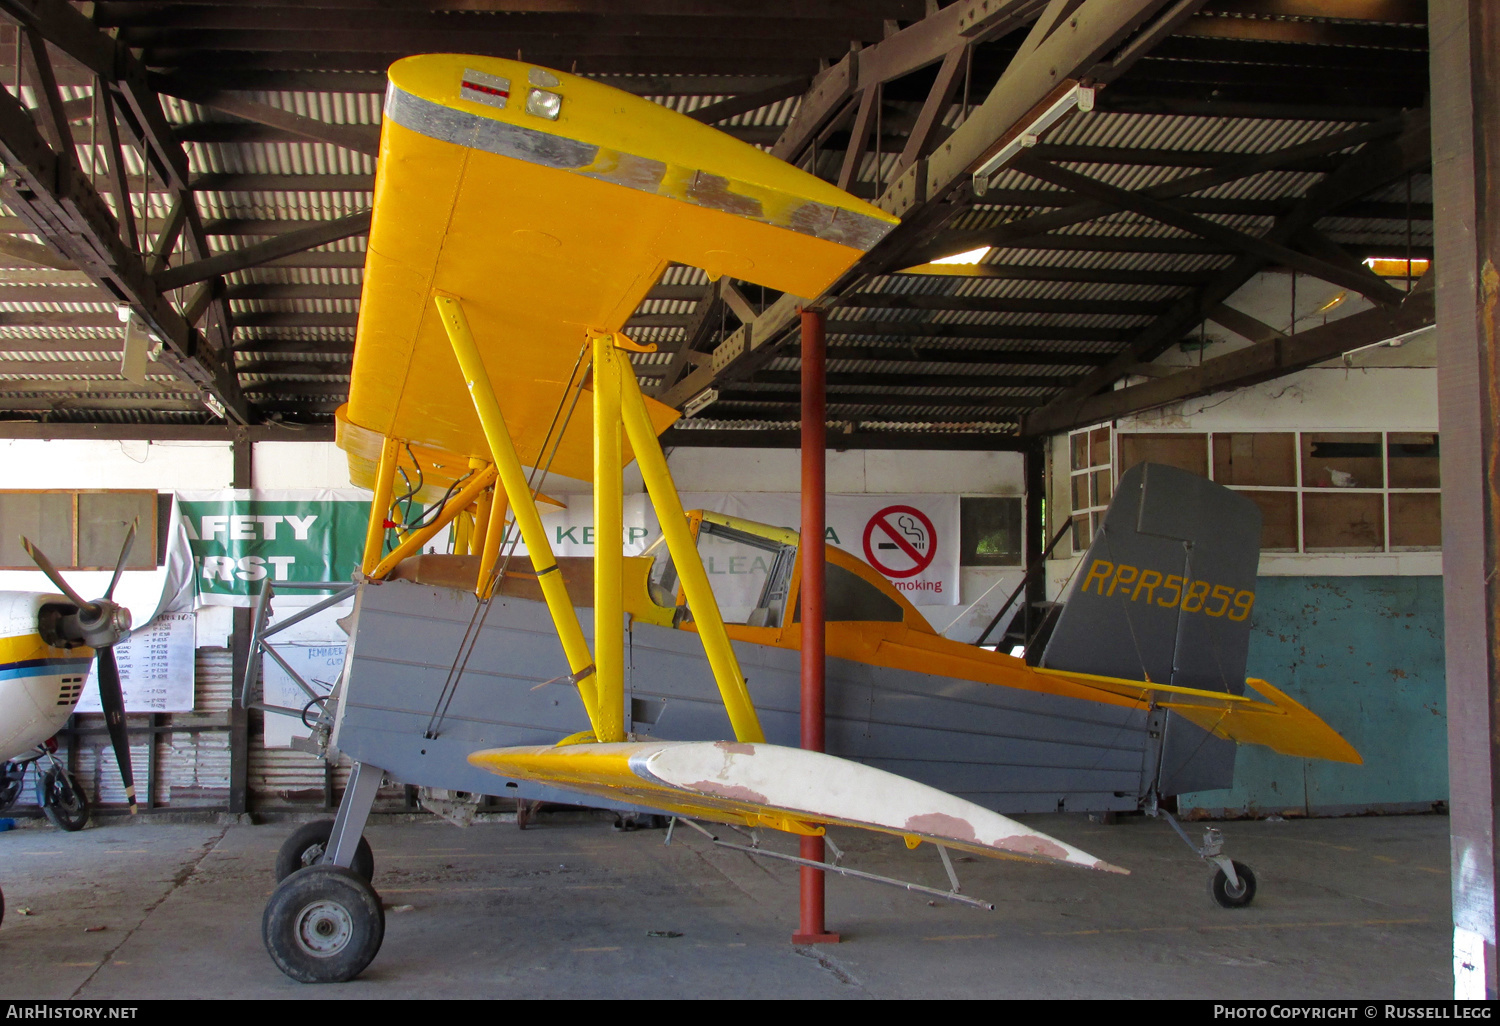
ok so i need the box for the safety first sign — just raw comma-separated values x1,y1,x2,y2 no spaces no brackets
177,489,371,604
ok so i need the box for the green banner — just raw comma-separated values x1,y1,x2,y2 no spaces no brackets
179,493,371,600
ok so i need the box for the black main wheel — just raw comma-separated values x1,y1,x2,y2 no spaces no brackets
274,819,374,883
1209,860,1257,908
37,767,89,832
263,864,385,984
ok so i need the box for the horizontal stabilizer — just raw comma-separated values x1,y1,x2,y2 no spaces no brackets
470,740,1126,873
1174,678,1363,764
1028,666,1362,763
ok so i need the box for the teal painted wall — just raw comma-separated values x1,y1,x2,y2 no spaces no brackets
1179,576,1447,816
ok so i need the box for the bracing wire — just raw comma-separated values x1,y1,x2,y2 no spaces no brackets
423,339,593,739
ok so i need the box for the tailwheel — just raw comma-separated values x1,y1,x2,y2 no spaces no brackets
263,864,385,983
274,819,375,883
1209,860,1257,909
37,767,89,832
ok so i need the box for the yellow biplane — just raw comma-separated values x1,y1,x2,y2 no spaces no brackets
257,54,1359,984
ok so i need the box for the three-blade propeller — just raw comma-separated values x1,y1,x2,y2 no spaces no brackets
21,520,140,814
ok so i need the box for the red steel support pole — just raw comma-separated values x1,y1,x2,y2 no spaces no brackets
794,307,839,945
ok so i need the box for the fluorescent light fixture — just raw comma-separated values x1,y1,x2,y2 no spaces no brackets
1341,323,1435,363
1362,256,1431,278
683,387,718,418
930,246,992,266
973,84,1094,198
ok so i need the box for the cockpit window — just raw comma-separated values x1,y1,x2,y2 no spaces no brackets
694,521,795,626
793,562,904,624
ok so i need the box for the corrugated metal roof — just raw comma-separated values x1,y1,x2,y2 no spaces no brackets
0,3,1434,437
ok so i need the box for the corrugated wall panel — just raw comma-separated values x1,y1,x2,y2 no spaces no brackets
1179,577,1447,817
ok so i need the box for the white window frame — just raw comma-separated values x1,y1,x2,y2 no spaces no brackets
1106,428,1440,555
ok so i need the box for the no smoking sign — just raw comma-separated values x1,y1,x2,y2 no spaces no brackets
862,505,937,579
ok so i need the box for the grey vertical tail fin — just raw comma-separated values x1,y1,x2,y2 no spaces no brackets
1039,464,1262,796
1040,462,1262,693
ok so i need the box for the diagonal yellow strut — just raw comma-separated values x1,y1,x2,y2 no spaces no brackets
615,334,765,744
368,465,498,579
433,294,604,739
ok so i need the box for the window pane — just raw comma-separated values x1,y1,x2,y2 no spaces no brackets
1118,433,1208,478
0,492,73,569
795,563,905,623
1213,433,1295,487
1302,432,1383,489
960,496,1022,566
1388,433,1440,488
1092,469,1112,507
1070,432,1089,471
1089,428,1111,468
1390,493,1442,549
1303,492,1384,551
1071,514,1092,554
696,529,777,624
1237,490,1298,552
1071,473,1090,510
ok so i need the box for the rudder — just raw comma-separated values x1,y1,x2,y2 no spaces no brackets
1040,463,1264,795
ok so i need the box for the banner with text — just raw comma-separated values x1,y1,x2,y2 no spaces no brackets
177,489,371,605
517,492,958,605
678,493,959,606
174,490,958,606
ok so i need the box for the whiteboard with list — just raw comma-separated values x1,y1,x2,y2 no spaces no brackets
78,611,196,713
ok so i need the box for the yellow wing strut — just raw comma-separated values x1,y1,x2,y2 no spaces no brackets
434,293,603,738
359,435,400,575
616,332,765,743
591,331,626,742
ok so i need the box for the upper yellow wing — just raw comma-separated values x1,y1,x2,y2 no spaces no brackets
340,54,899,486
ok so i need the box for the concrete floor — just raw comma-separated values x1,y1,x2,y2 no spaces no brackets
0,811,1451,999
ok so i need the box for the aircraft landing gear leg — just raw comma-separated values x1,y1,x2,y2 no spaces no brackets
264,762,387,983
324,761,382,871
274,761,382,883
1149,804,1257,909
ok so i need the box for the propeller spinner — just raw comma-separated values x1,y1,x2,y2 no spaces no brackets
20,520,139,813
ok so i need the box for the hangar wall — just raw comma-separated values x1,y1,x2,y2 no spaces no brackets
2,438,1025,812
8,398,1444,820
1046,362,1446,816
1182,575,1447,816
